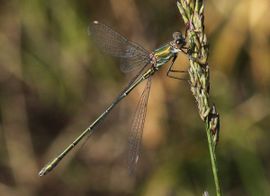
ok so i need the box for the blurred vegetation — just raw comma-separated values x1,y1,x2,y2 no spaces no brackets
0,0,270,195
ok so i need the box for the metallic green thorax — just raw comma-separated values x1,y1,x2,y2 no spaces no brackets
153,43,175,68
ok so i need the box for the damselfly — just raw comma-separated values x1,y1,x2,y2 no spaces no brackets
39,21,187,176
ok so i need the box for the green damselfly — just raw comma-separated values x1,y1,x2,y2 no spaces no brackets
39,21,187,176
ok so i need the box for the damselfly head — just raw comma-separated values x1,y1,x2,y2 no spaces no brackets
170,32,185,53
173,32,185,47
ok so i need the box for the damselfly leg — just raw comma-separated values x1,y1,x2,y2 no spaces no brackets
166,56,188,81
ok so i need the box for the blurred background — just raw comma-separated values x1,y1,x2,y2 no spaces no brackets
0,0,270,195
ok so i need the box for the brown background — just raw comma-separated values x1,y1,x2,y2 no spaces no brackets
0,0,270,195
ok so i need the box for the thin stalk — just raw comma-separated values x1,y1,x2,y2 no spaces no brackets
206,122,221,196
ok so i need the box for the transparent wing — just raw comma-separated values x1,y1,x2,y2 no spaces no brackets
88,21,151,72
120,54,151,73
128,77,152,174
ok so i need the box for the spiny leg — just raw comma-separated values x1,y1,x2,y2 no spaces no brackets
166,55,188,81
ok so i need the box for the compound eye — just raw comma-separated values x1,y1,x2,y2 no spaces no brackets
173,32,180,38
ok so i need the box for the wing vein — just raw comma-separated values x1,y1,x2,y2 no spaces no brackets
88,21,151,72
128,77,152,174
